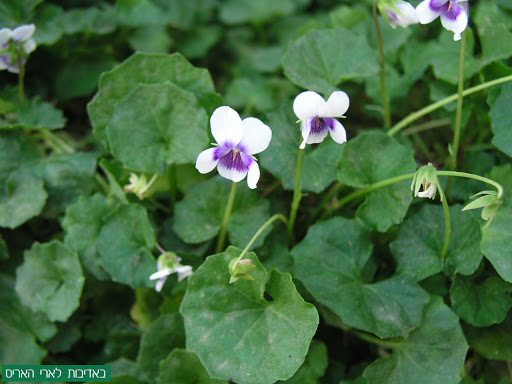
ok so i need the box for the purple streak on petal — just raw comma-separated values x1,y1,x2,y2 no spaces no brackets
239,152,254,168
386,9,399,24
218,150,249,173
309,117,337,135
213,146,230,161
429,0,449,10
444,1,463,21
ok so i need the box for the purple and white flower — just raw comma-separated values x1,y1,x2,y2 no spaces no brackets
150,256,193,292
0,24,37,73
416,0,468,41
196,106,272,189
386,2,419,29
293,91,349,149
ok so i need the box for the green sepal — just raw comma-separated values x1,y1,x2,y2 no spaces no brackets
462,194,499,211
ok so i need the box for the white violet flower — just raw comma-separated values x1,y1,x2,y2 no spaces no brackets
196,106,272,189
0,24,37,73
386,2,419,29
149,253,193,292
293,91,349,149
416,0,469,41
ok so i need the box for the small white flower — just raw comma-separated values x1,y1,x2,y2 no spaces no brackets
149,256,193,292
196,106,272,189
293,91,349,149
416,0,469,41
386,2,419,29
0,24,37,73
417,183,437,199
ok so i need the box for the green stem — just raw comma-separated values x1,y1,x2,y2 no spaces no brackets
322,173,417,218
373,0,391,129
37,130,75,154
216,182,238,254
437,171,504,200
287,147,304,243
352,329,402,348
436,177,451,260
311,182,344,220
17,47,25,107
387,74,512,136
401,118,451,136
449,29,466,172
231,214,288,267
168,164,177,206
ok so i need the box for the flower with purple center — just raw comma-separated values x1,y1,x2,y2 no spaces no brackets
293,91,349,149
0,24,37,73
149,253,193,292
196,106,272,189
416,0,468,41
385,1,419,29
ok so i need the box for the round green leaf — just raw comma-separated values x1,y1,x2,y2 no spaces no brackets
97,204,156,288
173,176,271,248
450,275,512,327
291,217,429,339
282,27,379,94
363,296,468,384
15,241,84,322
107,82,208,174
157,349,228,384
0,169,47,229
136,314,185,382
337,131,415,232
180,247,319,384
481,201,512,283
87,52,219,145
62,194,116,280
390,204,483,281
259,105,344,193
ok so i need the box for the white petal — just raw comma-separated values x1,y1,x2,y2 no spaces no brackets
0,28,11,48
196,147,219,174
440,8,468,41
23,39,36,54
246,162,260,189
217,160,248,183
11,24,35,42
155,278,166,292
0,55,8,70
210,106,244,146
306,128,329,145
293,91,325,120
149,268,173,280
328,120,347,144
238,117,272,155
416,1,440,24
176,266,193,282
299,120,311,149
393,2,419,28
318,91,350,118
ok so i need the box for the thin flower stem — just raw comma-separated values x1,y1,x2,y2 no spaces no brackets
373,0,391,129
232,213,288,267
311,182,345,220
17,47,25,107
216,181,238,254
37,130,75,154
387,74,512,136
322,173,417,218
401,118,451,136
436,177,451,260
351,329,402,348
287,147,304,243
446,29,467,195
437,171,504,200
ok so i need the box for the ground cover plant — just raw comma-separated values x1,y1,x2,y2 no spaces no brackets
1,0,512,383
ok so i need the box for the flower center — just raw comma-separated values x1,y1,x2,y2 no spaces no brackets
310,117,332,134
448,0,453,11
232,149,239,160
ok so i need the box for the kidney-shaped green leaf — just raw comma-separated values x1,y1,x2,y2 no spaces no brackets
97,204,156,288
390,204,482,281
337,131,416,232
106,82,208,174
362,296,468,384
291,217,429,339
15,241,84,322
489,83,512,158
282,27,379,94
180,247,319,384
87,52,219,144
